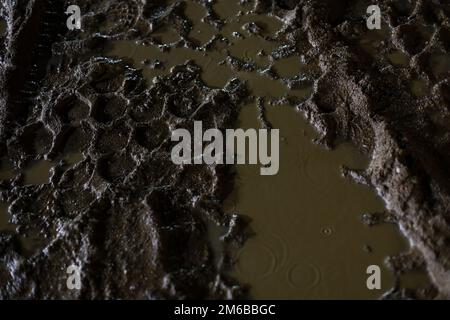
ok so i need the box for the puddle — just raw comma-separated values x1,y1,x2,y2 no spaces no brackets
105,0,286,92
220,15,282,41
184,1,217,46
64,152,84,166
22,153,83,186
101,0,422,299
107,40,230,88
225,104,412,299
388,50,409,66
23,160,54,185
273,56,304,78
213,0,243,20
430,53,450,78
106,40,300,98
0,158,15,181
0,202,14,232
228,36,276,67
152,25,182,44
410,79,429,98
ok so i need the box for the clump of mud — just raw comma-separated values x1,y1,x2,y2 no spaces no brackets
0,0,449,299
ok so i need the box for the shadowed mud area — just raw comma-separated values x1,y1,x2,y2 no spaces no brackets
0,0,449,299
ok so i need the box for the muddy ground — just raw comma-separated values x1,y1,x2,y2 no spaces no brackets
0,0,449,299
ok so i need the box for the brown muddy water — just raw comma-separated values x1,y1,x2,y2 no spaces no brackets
225,104,419,299
95,0,431,299
0,0,434,299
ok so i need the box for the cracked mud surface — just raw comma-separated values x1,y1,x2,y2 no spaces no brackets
0,0,449,299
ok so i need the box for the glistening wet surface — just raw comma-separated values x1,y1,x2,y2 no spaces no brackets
105,0,310,100
1,0,443,299
100,0,429,299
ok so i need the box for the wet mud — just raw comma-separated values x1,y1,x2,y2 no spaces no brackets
0,0,449,299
